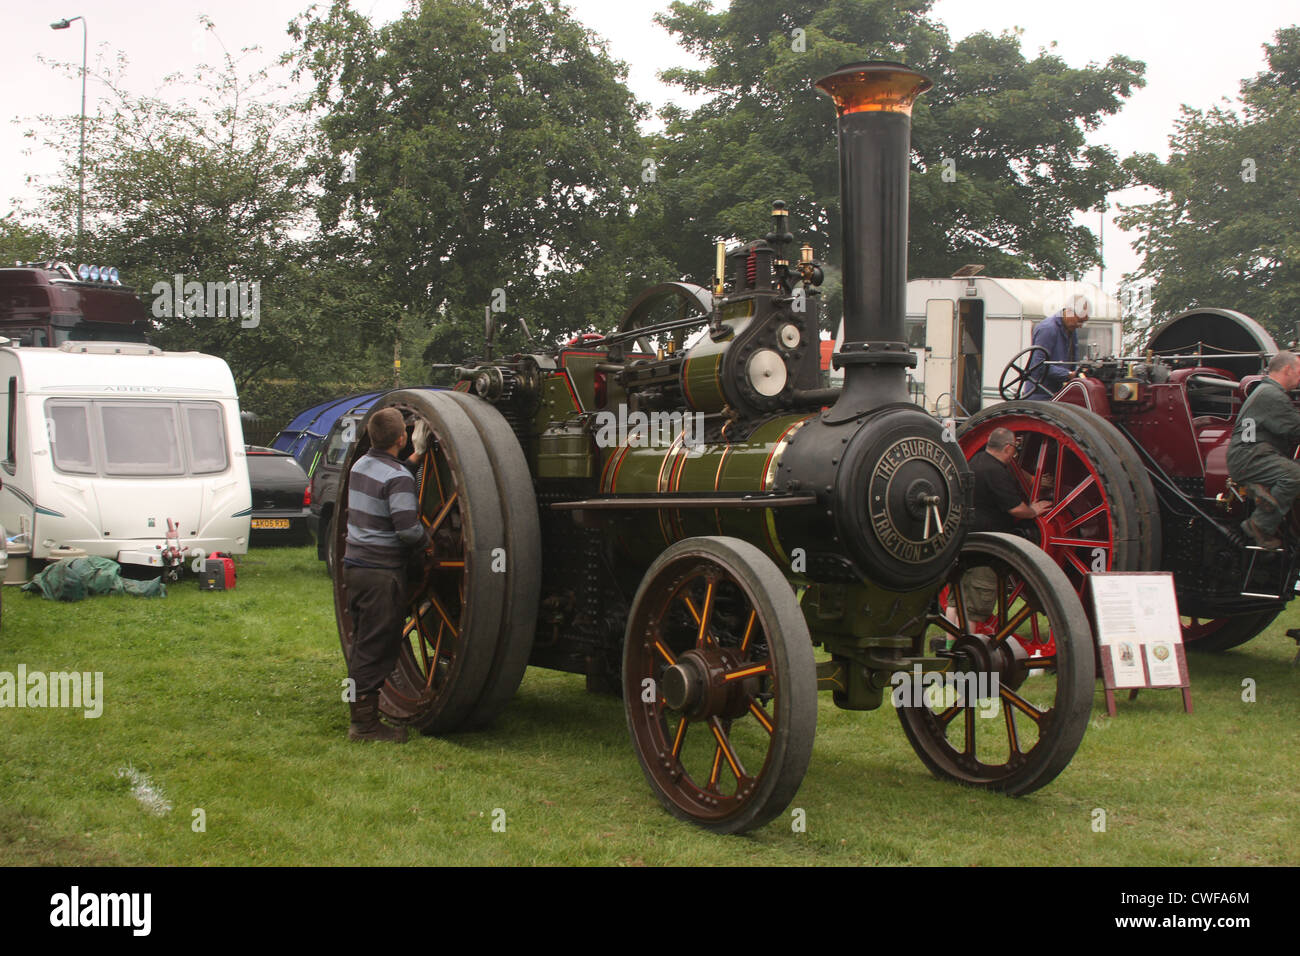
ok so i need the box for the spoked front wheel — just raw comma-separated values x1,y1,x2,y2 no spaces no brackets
623,536,817,834
898,532,1095,795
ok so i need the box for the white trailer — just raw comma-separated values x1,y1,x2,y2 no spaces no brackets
902,275,1122,417
0,341,251,581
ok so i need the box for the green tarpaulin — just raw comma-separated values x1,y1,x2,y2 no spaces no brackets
21,556,167,601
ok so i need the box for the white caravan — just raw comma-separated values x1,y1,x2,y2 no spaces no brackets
0,341,251,581
827,275,1123,417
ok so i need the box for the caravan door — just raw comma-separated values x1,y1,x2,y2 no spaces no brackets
924,298,955,415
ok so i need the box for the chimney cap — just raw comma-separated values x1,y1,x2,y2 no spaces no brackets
815,62,932,117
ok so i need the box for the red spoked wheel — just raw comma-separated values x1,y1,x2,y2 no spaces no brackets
1182,611,1282,652
959,402,1156,601
623,536,817,834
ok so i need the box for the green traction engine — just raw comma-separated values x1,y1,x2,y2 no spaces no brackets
333,62,1096,833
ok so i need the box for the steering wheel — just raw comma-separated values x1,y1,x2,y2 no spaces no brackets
999,345,1054,401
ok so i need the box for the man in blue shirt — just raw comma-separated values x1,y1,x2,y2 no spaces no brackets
1024,295,1090,400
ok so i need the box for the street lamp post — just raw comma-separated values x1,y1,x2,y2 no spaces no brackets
50,15,86,263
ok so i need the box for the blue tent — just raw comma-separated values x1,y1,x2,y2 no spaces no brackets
271,391,383,477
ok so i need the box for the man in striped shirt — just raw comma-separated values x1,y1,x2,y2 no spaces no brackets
343,406,431,742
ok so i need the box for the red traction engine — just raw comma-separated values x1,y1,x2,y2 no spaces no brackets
960,309,1298,652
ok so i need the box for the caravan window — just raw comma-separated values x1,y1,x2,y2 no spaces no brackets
185,403,228,473
100,404,184,476
47,402,96,474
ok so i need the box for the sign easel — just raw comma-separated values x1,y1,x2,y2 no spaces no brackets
1087,572,1192,716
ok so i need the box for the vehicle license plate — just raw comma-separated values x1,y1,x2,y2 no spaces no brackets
251,519,290,530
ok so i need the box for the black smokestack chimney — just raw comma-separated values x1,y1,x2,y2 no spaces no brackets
816,62,931,420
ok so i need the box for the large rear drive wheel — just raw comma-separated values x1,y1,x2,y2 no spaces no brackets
1183,610,1282,653
899,532,1095,795
623,536,817,834
959,401,1156,591
333,389,505,733
439,390,541,728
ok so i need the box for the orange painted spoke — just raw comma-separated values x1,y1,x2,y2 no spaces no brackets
402,600,431,638
426,492,458,534
710,718,746,780
1024,655,1057,668
723,662,770,682
937,703,961,727
653,641,676,666
670,717,691,764
1045,474,1095,522
991,604,1033,644
426,620,445,690
697,580,715,648
952,571,969,629
963,706,976,755
1004,701,1021,754
435,560,465,568
748,701,774,734
430,594,460,638
416,616,431,673
431,451,446,504
739,609,758,653
1002,687,1045,723
708,745,723,790
682,595,701,624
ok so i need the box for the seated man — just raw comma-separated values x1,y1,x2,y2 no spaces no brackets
1227,351,1300,549
971,426,1051,533
1025,295,1090,400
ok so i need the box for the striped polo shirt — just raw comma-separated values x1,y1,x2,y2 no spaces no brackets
344,448,430,568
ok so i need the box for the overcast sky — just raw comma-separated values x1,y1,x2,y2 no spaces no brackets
5,0,1296,293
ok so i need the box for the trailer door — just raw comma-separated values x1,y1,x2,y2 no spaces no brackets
924,298,955,415
956,299,985,414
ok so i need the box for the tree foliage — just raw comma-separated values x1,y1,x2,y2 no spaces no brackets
648,0,1145,328
21,28,361,401
1117,27,1300,342
288,0,671,364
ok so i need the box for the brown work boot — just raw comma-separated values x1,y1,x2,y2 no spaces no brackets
1241,517,1283,550
348,694,408,743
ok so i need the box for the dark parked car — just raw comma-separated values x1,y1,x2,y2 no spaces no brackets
309,403,378,570
245,446,313,546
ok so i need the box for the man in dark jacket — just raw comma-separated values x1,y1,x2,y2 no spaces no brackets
971,427,1051,533
1228,351,1300,549
1024,295,1090,400
342,407,431,742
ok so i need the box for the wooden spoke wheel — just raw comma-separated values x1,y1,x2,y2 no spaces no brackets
899,532,1095,795
333,390,505,733
1183,610,1282,653
623,536,817,834
998,346,1054,401
959,401,1156,597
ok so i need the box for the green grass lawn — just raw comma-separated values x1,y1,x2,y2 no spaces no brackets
2,543,1298,866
